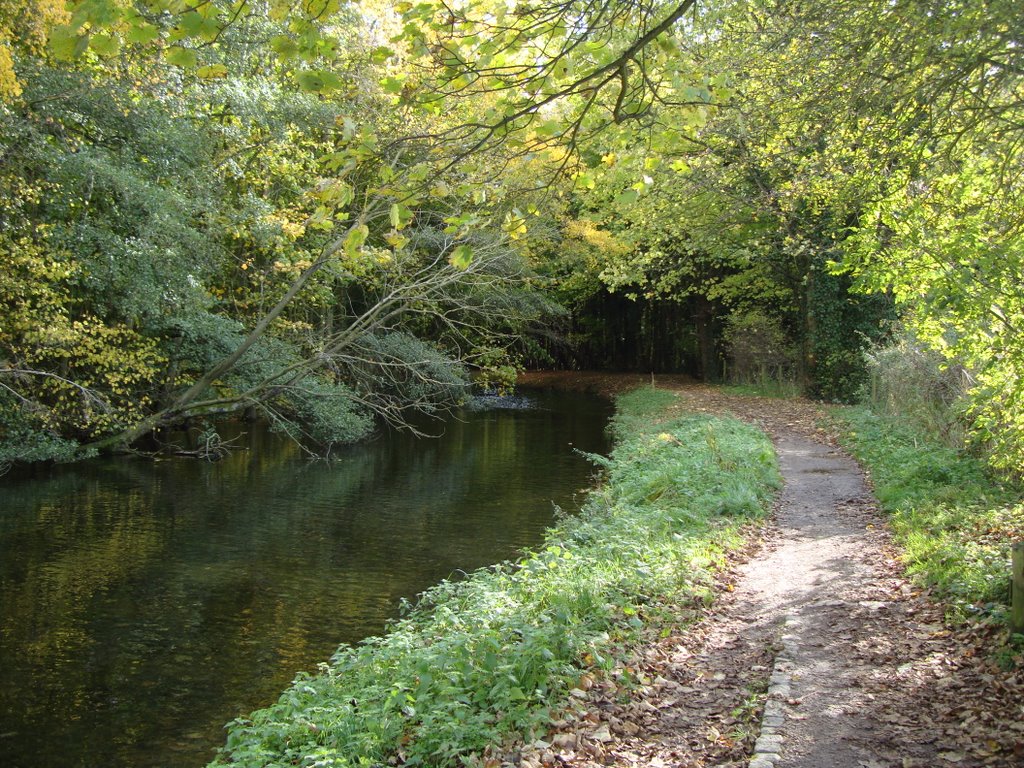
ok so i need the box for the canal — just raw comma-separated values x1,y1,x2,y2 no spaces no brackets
0,389,611,768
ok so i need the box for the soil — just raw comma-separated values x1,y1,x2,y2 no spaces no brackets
511,372,1024,768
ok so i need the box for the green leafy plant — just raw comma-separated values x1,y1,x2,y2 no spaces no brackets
212,388,781,767
834,406,1024,621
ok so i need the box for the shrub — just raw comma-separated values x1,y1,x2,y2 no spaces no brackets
721,310,797,393
835,406,1024,620
862,334,970,447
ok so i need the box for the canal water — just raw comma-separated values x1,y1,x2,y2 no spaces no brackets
0,389,611,768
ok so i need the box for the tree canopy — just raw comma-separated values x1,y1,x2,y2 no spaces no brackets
2,0,1023,471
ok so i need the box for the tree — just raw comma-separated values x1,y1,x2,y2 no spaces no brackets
0,0,722,461
735,0,1024,457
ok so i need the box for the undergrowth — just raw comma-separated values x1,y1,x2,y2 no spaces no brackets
834,406,1024,621
212,387,781,768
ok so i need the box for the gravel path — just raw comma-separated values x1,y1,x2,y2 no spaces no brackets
744,431,903,767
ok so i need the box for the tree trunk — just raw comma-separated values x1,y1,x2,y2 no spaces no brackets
694,295,719,382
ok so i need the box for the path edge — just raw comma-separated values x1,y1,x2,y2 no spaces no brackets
749,615,797,768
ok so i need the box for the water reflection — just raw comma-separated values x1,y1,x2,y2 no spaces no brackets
0,390,610,768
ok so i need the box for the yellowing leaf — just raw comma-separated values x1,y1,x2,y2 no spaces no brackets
389,203,414,230
269,0,291,21
90,33,120,57
316,179,354,206
385,232,410,249
164,46,198,68
449,244,473,269
48,26,87,61
344,224,369,257
270,35,299,59
126,22,160,45
196,64,229,79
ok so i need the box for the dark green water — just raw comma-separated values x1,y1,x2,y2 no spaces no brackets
0,390,611,768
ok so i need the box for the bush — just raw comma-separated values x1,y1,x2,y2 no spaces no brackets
835,406,1024,619
862,335,970,447
0,391,84,470
721,311,798,394
805,265,894,403
344,331,470,417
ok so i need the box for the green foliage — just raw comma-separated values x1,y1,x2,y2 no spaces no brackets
1,11,554,459
721,310,796,389
13,65,223,321
163,313,375,448
835,407,1024,621
268,378,374,448
703,0,1024,463
863,335,970,448
805,265,894,403
7,0,1023,475
338,331,470,426
0,390,84,469
212,389,780,767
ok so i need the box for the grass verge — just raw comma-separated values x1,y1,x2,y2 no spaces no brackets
833,406,1024,622
212,387,781,768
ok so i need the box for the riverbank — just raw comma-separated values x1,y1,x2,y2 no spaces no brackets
214,374,1024,767
521,372,1024,766
212,388,783,766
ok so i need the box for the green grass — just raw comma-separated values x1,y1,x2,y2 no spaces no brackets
834,406,1024,620
211,387,781,768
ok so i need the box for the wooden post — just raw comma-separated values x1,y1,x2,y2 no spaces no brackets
1012,542,1024,636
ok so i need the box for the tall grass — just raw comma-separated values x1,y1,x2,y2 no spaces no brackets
835,406,1024,621
862,337,970,448
212,387,781,768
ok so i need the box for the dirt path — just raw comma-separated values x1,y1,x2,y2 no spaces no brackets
515,373,1024,768
744,432,900,767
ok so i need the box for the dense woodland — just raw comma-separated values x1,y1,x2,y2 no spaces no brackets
0,0,1021,471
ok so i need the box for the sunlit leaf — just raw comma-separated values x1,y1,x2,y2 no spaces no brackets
48,26,87,61
197,64,229,79
381,76,406,94
125,22,160,45
164,46,198,68
270,35,299,59
576,173,596,190
615,189,639,206
449,244,473,269
389,203,414,230
89,33,120,57
297,69,343,93
344,224,369,257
